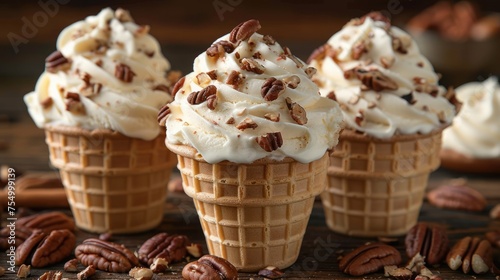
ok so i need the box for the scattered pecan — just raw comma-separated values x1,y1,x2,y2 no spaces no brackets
0,224,32,250
354,110,365,126
99,232,113,241
263,35,276,45
285,97,307,125
153,84,171,94
283,75,300,89
17,264,31,278
307,44,337,63
380,56,395,68
206,70,217,80
64,258,79,272
206,40,235,58
16,211,75,233
405,223,449,265
240,58,265,74
485,230,500,248
391,35,412,54
352,41,368,60
447,236,493,274
138,232,190,266
226,70,244,89
182,255,238,280
40,97,53,109
115,63,136,83
171,76,186,97
427,180,487,212
196,72,212,87
339,243,402,276
226,117,235,125
282,46,304,68
15,229,75,268
77,265,96,280
261,77,285,101
129,267,153,280
157,104,171,126
305,67,317,79
75,238,140,273
258,266,284,279
256,132,283,152
187,85,217,110
39,271,63,280
385,266,413,280
186,243,203,258
229,19,261,44
236,117,258,130
45,50,70,73
353,68,398,92
326,91,337,101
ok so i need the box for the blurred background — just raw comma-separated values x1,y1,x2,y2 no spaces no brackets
1,0,500,171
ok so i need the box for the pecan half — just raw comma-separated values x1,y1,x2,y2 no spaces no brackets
115,63,136,83
285,97,307,125
264,112,280,122
427,180,487,212
256,132,283,152
339,243,402,276
75,238,140,273
226,70,244,89
15,229,76,268
16,211,75,233
353,68,398,92
171,76,186,97
138,232,190,266
283,75,300,89
17,264,30,278
240,58,265,74
0,225,32,250
405,223,449,265
207,40,235,59
182,255,237,280
45,50,70,73
447,236,493,274
261,77,285,101
65,92,85,114
157,104,171,126
229,19,261,44
187,85,217,110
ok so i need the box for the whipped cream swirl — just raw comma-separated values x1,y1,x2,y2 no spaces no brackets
309,14,456,139
24,8,173,140
163,20,343,164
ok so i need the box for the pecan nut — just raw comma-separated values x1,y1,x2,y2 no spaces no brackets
285,97,307,125
115,63,136,83
171,76,186,97
45,50,70,73
182,255,238,280
352,68,399,92
405,223,449,265
17,211,75,233
39,271,63,280
157,104,171,126
75,238,140,273
339,243,402,276
0,224,32,250
256,132,283,152
427,180,487,212
229,19,261,44
261,77,285,101
206,40,235,58
447,236,493,274
187,85,217,110
138,232,190,266
77,265,96,280
15,229,76,268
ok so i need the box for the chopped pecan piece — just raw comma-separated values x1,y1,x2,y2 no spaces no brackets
45,50,70,73
39,271,63,280
240,58,265,74
352,41,368,60
307,44,338,63
206,40,235,58
380,56,395,68
40,97,53,109
150,257,169,273
77,265,95,280
226,70,244,89
229,19,261,44
283,75,300,89
401,92,414,104
64,258,79,272
326,91,337,101
339,243,402,276
196,72,212,87
115,8,133,22
256,132,283,152
182,255,237,280
427,180,487,211
354,110,365,126
391,35,412,54
129,267,153,280
15,229,76,268
206,70,217,80
75,238,140,273
405,223,449,265
263,35,276,45
261,77,285,101
65,92,85,114
115,63,136,83
353,68,398,92
226,117,235,125
138,232,190,266
187,85,217,110
157,104,171,126
171,76,186,97
305,67,317,79
258,266,284,279
264,112,280,122
285,97,307,125
186,243,203,258
236,117,258,130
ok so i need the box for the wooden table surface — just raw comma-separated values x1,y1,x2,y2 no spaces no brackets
0,115,499,280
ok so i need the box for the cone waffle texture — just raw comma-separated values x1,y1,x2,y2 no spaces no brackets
45,125,177,233
321,129,443,237
167,143,328,272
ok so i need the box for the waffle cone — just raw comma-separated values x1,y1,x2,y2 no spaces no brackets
44,125,177,234
167,143,328,272
321,129,443,237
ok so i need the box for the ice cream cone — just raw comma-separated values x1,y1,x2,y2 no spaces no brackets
167,143,328,272
45,125,177,233
321,129,443,237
